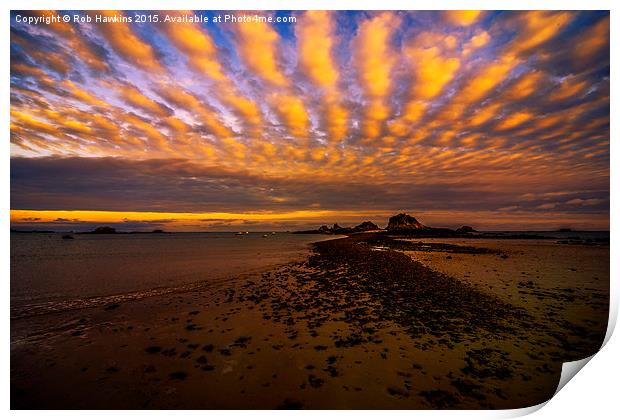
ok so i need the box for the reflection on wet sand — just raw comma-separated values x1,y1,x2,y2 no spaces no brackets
11,234,608,409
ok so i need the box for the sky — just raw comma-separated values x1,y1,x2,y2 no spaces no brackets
10,10,610,231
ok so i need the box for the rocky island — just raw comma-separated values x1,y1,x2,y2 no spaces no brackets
294,212,477,237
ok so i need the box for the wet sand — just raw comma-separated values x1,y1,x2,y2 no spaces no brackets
11,234,609,409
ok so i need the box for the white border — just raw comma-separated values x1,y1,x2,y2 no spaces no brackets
3,1,617,419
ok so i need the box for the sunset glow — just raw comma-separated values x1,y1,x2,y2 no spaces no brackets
10,11,609,231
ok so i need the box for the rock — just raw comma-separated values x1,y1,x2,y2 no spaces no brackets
353,221,379,232
386,213,426,231
169,371,188,380
295,220,380,235
277,399,304,409
91,226,117,234
456,226,476,233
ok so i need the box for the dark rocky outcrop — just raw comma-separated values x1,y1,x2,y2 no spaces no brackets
332,221,381,234
318,225,331,233
295,221,380,235
386,213,426,231
90,226,117,234
456,226,476,234
354,221,379,231
295,213,468,237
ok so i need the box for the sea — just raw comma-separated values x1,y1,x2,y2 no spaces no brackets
10,230,608,320
482,230,610,241
10,232,330,319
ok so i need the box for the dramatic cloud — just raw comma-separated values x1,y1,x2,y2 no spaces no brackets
233,18,288,87
296,10,348,142
10,10,609,230
353,12,400,139
443,11,483,27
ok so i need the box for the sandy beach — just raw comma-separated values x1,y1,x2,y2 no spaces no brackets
10,233,608,409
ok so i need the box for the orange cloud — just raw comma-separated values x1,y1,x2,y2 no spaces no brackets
297,11,339,89
354,12,400,138
270,94,309,138
548,77,588,101
159,13,264,128
324,97,348,143
505,11,573,57
221,137,247,160
234,20,288,87
463,30,490,56
95,11,163,72
455,54,519,106
161,11,226,81
406,32,461,100
114,83,170,118
467,102,502,127
362,99,390,139
221,93,263,127
297,11,347,142
123,113,172,152
354,13,399,97
11,32,72,75
11,110,61,136
573,16,609,63
31,10,109,73
156,84,232,138
444,11,483,27
496,111,533,131
502,71,545,100
62,81,109,108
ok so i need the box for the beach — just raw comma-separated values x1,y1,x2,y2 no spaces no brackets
10,232,609,409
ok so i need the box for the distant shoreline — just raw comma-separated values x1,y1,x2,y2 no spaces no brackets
9,229,612,234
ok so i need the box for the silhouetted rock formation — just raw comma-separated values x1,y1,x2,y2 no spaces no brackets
354,221,379,231
295,213,470,237
332,221,381,234
318,225,331,233
456,226,476,233
295,220,380,234
91,226,117,234
386,213,426,231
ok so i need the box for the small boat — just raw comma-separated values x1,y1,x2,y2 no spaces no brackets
262,234,268,238
235,231,249,236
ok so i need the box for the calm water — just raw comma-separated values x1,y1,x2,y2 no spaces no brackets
483,231,610,240
11,232,330,318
